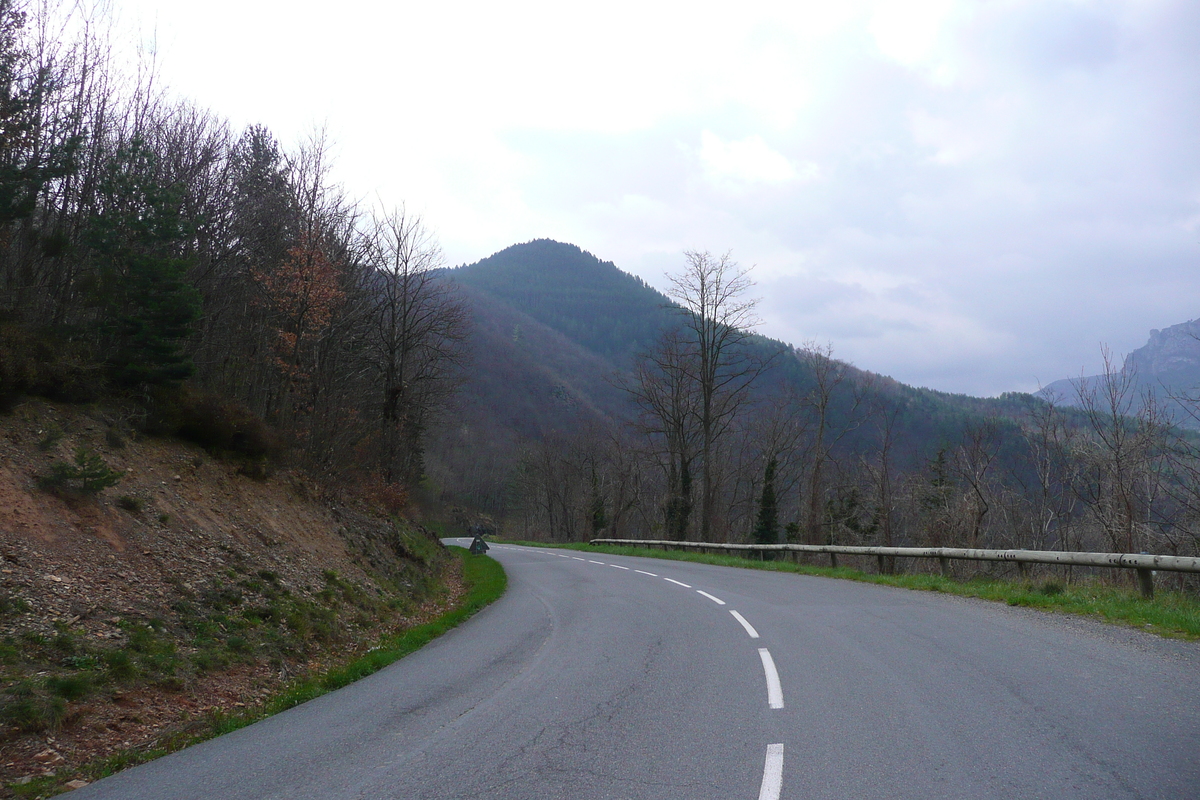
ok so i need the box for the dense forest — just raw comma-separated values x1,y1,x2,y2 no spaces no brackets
0,0,467,496
445,242,1200,578
446,240,670,363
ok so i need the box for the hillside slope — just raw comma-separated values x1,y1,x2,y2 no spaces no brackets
425,281,633,512
1,400,455,790
447,239,670,364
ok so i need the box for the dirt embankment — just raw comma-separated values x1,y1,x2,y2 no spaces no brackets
0,400,454,795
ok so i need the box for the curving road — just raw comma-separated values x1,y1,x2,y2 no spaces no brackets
75,542,1200,799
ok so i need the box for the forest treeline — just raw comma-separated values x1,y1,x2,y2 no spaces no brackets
0,0,467,491
502,250,1200,575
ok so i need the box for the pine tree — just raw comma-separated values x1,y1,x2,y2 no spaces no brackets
85,141,201,388
754,456,778,545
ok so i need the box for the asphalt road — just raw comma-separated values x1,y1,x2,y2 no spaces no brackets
75,541,1200,800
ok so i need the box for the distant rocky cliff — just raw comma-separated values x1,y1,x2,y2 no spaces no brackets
1039,318,1200,424
1124,319,1200,385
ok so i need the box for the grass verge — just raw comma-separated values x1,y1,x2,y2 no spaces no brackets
13,547,506,798
498,539,1200,641
200,547,507,737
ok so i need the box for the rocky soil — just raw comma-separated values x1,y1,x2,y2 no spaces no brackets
0,399,455,796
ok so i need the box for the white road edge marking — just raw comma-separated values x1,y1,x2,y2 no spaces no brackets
663,578,692,588
758,648,784,709
696,590,726,605
758,743,784,800
610,565,630,570
634,570,658,577
571,557,586,561
588,560,605,565
729,610,760,638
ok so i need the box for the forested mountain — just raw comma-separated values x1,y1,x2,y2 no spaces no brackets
431,240,1200,566
442,239,1052,472
424,281,628,513
447,240,670,364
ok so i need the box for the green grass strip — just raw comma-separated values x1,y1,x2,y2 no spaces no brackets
12,548,506,798
497,539,1200,641
208,547,507,735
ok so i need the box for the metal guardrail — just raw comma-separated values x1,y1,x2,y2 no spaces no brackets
588,539,1200,599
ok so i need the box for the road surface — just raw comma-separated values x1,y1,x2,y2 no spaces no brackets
75,541,1200,799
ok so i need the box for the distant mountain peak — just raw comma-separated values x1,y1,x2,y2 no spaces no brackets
494,238,603,260
448,240,669,362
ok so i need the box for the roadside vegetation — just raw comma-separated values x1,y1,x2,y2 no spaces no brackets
501,540,1200,641
5,549,505,799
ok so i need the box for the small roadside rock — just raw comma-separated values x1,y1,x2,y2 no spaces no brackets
33,749,64,765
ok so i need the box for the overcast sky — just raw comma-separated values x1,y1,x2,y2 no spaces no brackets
113,0,1199,397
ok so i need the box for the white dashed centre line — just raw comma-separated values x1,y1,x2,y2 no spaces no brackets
758,744,784,800
758,648,784,709
729,610,760,638
495,542,779,798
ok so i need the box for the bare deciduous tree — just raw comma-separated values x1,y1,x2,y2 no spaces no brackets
361,205,468,484
796,343,874,544
626,327,701,540
951,417,1002,549
666,250,765,541
1015,394,1081,551
1073,348,1164,553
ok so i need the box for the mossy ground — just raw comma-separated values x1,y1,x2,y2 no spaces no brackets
6,548,506,798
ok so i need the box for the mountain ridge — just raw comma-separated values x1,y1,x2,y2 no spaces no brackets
1038,317,1200,425
446,239,673,364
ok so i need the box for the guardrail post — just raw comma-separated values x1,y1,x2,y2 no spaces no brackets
829,553,838,569
1017,561,1028,578
938,556,949,577
877,554,885,574
1136,568,1154,599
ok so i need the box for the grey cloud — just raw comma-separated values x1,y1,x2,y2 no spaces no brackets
975,1,1120,76
490,1,1199,396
